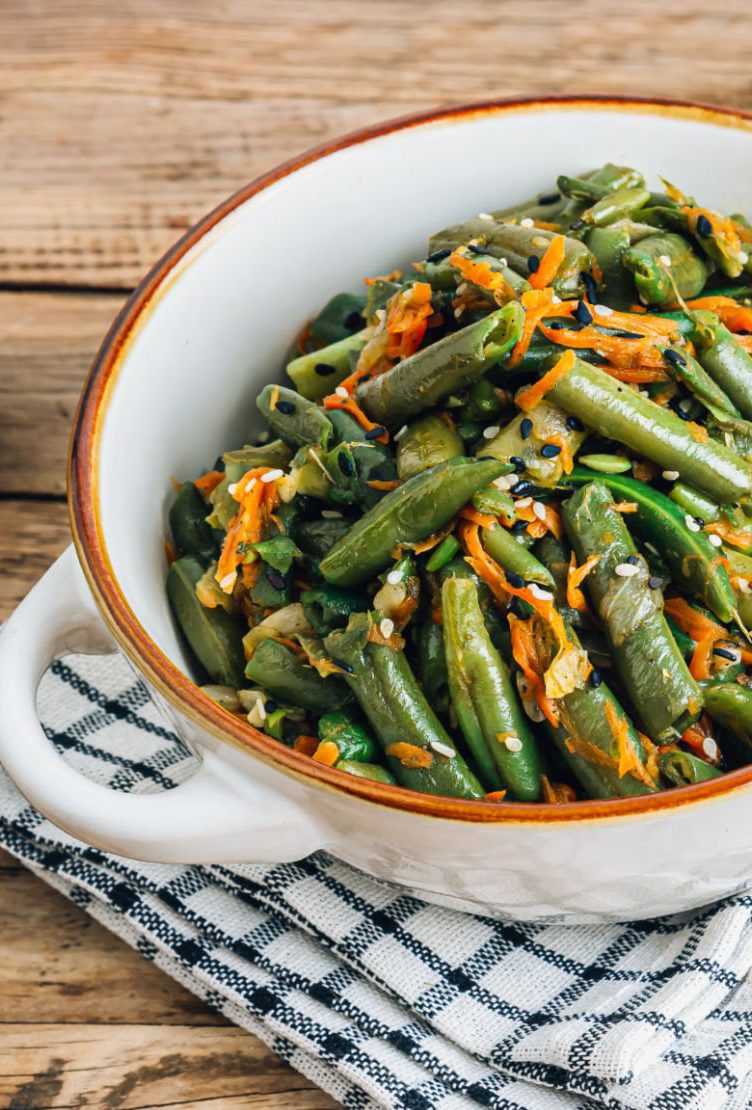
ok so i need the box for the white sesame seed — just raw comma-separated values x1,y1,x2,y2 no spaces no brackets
493,474,514,490
454,306,465,319
515,534,527,544
335,385,349,399
477,212,494,221
740,251,749,265
662,470,680,481
498,257,508,268
594,303,613,316
430,739,456,758
702,736,718,760
520,217,534,228
503,735,524,753
379,618,395,640
394,425,409,441
659,254,672,267
261,468,284,484
638,390,650,399
375,308,386,322
244,477,257,493
685,514,701,533
219,571,237,591
227,482,238,496
515,496,533,509
387,570,403,586
482,425,500,439
457,282,468,295
615,563,640,577
551,295,562,304
256,430,270,443
708,533,723,548
532,501,547,521
321,509,343,519
740,579,752,594
529,583,554,600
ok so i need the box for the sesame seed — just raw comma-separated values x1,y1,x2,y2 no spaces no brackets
314,362,336,376
662,470,680,481
430,739,456,758
426,248,450,263
527,254,540,273
566,415,583,431
477,212,494,221
244,477,257,493
511,518,529,533
379,618,395,640
482,425,500,439
615,563,639,577
626,554,639,565
467,243,487,255
227,482,238,496
510,455,527,472
702,736,718,760
713,646,739,662
394,425,408,441
574,300,593,325
276,399,295,414
493,474,514,491
708,533,723,548
457,282,468,295
219,571,237,591
261,468,284,483
520,418,533,440
648,576,663,590
659,254,672,267
590,669,602,688
594,303,613,316
696,214,713,238
663,348,686,368
498,257,508,268
454,306,465,319
321,509,343,519
510,479,533,496
740,251,749,265
520,217,534,228
515,496,533,509
529,583,554,601
387,570,403,586
507,572,526,590
365,425,387,440
504,735,524,752
335,385,349,399
338,453,355,476
685,514,701,533
539,192,560,205
551,294,562,304
532,501,547,521
515,535,527,545
540,443,562,459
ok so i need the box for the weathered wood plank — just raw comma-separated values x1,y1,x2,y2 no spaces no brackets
0,500,70,619
0,291,123,495
2,0,752,287
0,1023,338,1109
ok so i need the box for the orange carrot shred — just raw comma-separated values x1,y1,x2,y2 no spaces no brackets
386,742,434,769
566,553,600,612
293,735,320,757
484,790,508,802
516,350,576,411
323,392,389,442
193,470,225,497
528,235,566,290
312,740,340,766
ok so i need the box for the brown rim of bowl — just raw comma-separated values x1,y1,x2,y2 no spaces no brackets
69,93,752,825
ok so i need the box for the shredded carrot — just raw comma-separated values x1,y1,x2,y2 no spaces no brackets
460,507,498,529
364,268,402,286
449,249,514,300
608,502,638,513
508,614,560,727
687,421,708,444
193,470,225,497
664,596,725,643
215,467,280,591
545,433,573,474
293,735,319,757
483,791,508,802
604,701,652,785
529,234,566,290
385,742,434,769
431,605,443,625
366,479,401,491
703,520,752,550
540,775,577,804
532,219,561,232
385,281,433,360
366,622,405,651
601,365,669,384
681,714,720,764
269,385,280,411
566,553,600,613
689,635,717,680
552,301,680,339
312,740,340,766
508,287,558,368
684,207,742,257
323,392,389,443
516,349,576,411
513,500,564,540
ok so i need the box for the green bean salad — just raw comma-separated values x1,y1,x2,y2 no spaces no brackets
166,163,752,804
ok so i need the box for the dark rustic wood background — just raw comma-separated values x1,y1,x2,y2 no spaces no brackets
3,1,752,1105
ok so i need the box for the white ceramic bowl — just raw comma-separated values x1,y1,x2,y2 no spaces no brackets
3,96,752,922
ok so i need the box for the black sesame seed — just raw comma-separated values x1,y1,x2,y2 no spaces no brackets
540,443,561,459
574,300,593,326
648,576,663,590
663,348,686,368
512,519,530,533
365,425,387,440
338,452,355,476
426,248,451,263
626,554,639,565
713,646,738,661
695,517,705,527
467,243,487,256
547,319,583,331
314,362,337,376
590,669,603,688
527,254,541,274
331,657,355,674
507,571,526,588
696,214,713,238
520,418,533,440
276,400,295,415
566,415,584,431
264,700,278,713
570,219,586,231
510,479,533,496
510,455,527,472
266,571,286,591
343,310,364,330
610,329,643,340
538,192,560,206
582,273,598,302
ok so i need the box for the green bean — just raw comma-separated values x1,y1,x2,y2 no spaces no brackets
580,186,651,228
302,585,369,635
416,620,450,715
396,414,464,481
425,535,461,572
471,485,515,523
285,330,368,401
690,311,752,421
322,409,398,508
316,710,378,762
244,638,354,713
335,760,397,784
660,344,739,418
257,385,334,450
169,482,218,563
306,293,365,348
223,440,293,482
443,577,543,799
548,357,752,503
623,233,708,306
659,749,722,786
584,226,634,309
324,614,483,798
319,457,506,587
562,481,702,742
669,483,720,523
166,555,246,687
578,454,632,474
358,303,524,427
481,522,554,587
556,164,645,229
480,400,586,487
704,683,752,754
563,467,737,623
295,516,353,558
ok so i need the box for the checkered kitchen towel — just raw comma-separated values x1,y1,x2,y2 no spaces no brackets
3,654,752,1109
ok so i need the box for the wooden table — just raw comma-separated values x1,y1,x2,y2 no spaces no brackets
3,2,752,1105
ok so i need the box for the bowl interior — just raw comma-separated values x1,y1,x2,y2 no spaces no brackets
93,101,752,680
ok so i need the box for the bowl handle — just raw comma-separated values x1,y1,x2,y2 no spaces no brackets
0,546,325,863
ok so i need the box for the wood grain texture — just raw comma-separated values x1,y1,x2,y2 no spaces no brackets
0,500,71,620
2,0,752,287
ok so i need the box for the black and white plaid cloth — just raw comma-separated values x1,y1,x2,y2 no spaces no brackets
3,652,752,1109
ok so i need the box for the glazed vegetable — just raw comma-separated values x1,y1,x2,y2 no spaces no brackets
167,163,752,809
